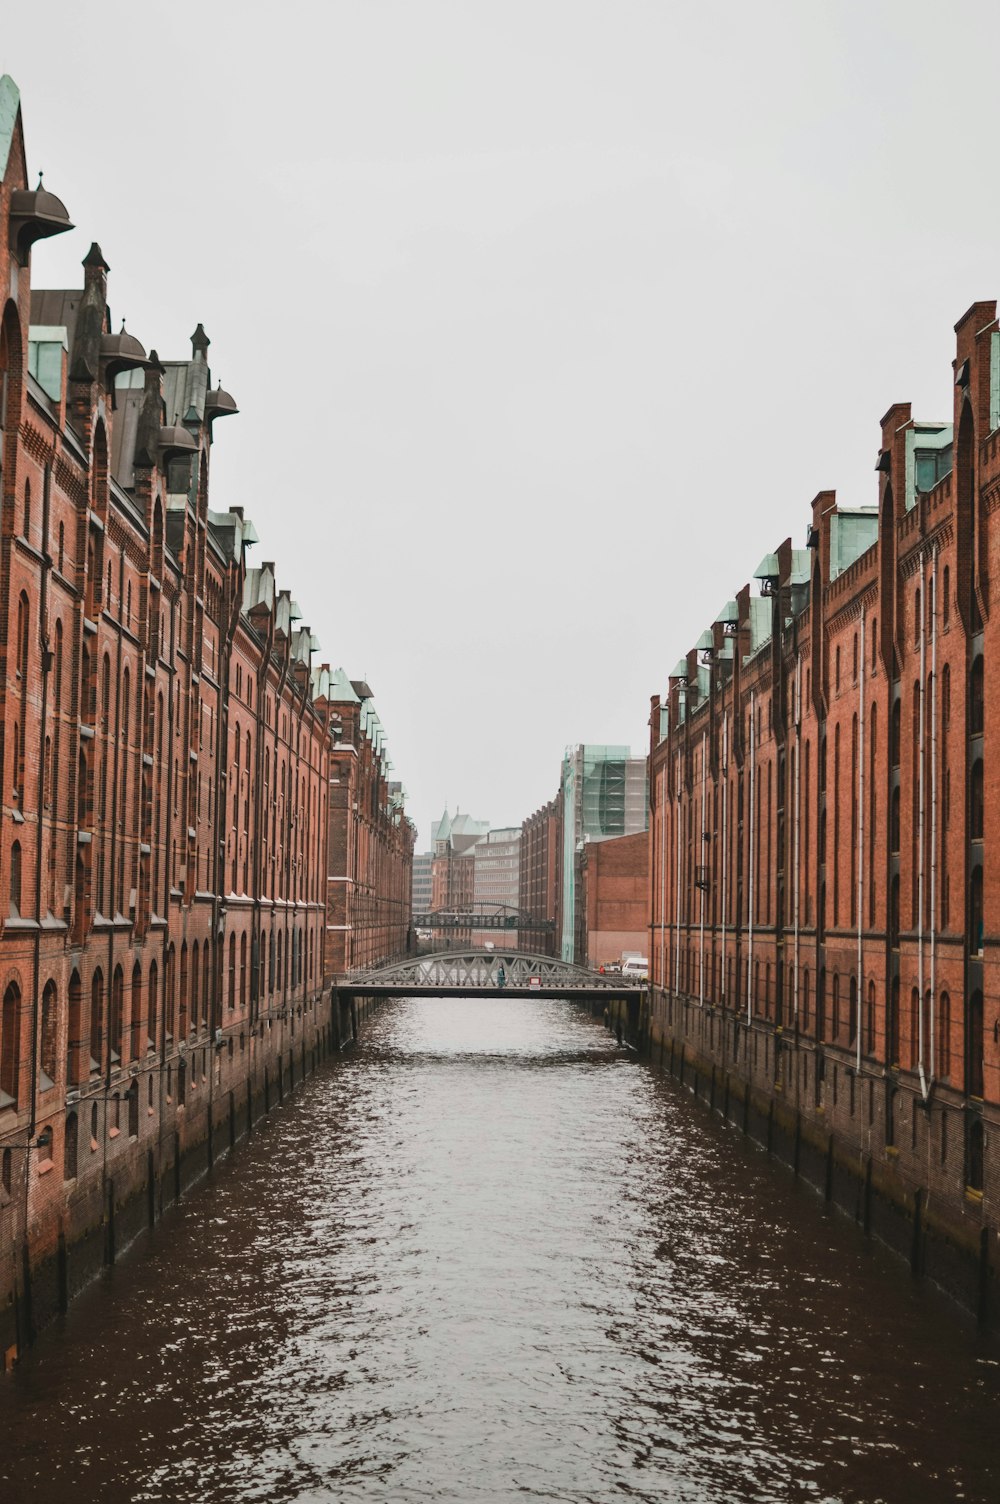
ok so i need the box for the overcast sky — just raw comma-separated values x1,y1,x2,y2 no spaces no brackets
6,2,1000,846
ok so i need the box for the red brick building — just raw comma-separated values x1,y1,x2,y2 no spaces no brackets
519,798,560,957
649,300,1000,1295
0,78,410,1358
319,667,414,973
580,830,647,970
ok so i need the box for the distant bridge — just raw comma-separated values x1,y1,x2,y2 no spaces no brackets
412,905,555,933
333,950,644,1000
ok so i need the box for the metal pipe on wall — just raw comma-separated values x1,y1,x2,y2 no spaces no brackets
856,613,864,1076
747,691,755,1028
699,731,706,1007
722,711,728,1012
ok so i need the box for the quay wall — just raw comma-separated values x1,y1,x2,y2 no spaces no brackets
1,993,379,1367
607,991,996,1326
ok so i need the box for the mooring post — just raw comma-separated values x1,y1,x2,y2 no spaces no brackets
863,1156,873,1234
105,1177,116,1267
911,1188,924,1276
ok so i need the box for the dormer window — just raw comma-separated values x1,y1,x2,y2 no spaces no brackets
914,445,952,493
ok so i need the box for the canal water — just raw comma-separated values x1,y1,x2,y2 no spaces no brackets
2,996,999,1504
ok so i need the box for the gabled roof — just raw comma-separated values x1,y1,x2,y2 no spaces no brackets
326,666,360,705
0,76,20,181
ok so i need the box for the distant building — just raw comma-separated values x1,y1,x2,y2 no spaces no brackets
412,852,433,921
319,668,415,973
559,746,648,963
580,830,649,969
519,799,560,956
473,827,521,946
430,807,491,944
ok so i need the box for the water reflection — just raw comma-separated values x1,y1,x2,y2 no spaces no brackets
1,996,998,1503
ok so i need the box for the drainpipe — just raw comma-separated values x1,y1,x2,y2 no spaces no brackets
917,550,929,1101
747,690,755,1027
673,745,681,997
722,710,728,1010
793,656,801,1029
930,548,938,1082
699,730,706,1007
658,766,666,996
28,462,54,1143
856,614,864,1075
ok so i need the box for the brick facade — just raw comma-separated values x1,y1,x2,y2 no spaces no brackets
649,300,1000,1287
0,80,411,1356
320,670,414,974
519,798,559,957
580,829,648,969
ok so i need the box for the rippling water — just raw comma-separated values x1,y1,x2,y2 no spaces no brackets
2,997,999,1503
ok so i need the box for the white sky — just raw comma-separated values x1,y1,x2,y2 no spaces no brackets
6,1,1000,846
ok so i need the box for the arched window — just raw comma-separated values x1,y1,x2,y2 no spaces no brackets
22,478,30,537
40,981,58,1086
191,940,200,1032
866,981,875,1055
939,992,951,1079
970,866,984,955
148,960,159,1052
240,932,247,1011
89,970,104,1074
202,943,211,1028
10,840,21,916
849,976,857,1045
127,1080,139,1138
971,656,985,737
942,565,950,628
0,983,20,1107
832,975,841,1040
910,988,920,1070
228,932,236,1012
971,759,984,841
63,1112,78,1181
967,990,984,1098
888,976,900,1068
890,699,901,769
110,966,124,1064
165,946,175,1038
130,962,143,1061
179,942,188,1037
802,969,810,1032
67,971,83,1085
890,786,900,854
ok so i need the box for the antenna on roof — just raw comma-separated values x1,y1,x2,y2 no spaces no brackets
36,171,43,188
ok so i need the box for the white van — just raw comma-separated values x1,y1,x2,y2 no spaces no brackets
621,957,649,981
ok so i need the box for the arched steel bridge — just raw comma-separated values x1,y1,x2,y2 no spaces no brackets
333,950,645,1000
413,904,554,933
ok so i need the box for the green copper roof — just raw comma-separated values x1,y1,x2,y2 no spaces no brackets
326,666,360,705
0,77,19,182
